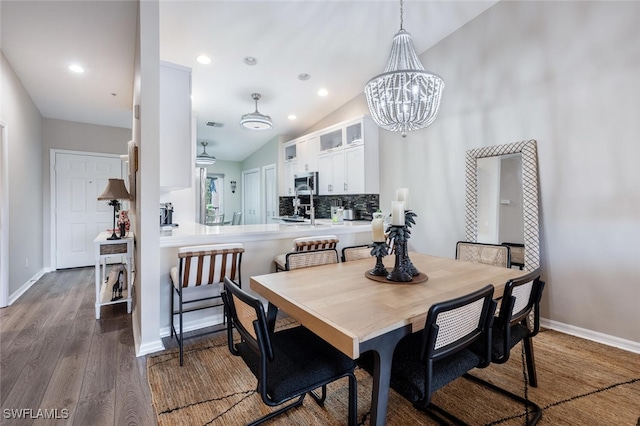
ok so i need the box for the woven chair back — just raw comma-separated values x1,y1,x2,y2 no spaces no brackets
456,241,511,268
342,245,372,262
286,248,338,270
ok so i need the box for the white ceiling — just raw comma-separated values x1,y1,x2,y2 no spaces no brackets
1,0,497,161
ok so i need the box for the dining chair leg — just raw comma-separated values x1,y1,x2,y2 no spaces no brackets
524,336,538,387
178,288,184,366
309,385,327,406
170,285,174,338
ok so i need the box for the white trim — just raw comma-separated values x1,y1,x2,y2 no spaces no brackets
49,149,122,270
8,268,46,305
0,120,8,307
159,312,225,338
541,318,640,354
136,339,166,357
262,163,277,223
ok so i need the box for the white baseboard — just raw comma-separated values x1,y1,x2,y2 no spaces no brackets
8,269,46,305
159,312,225,338
137,339,166,357
541,318,640,354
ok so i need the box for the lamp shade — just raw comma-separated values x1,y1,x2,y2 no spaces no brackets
98,178,131,200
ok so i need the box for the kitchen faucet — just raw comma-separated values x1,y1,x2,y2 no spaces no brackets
294,184,315,225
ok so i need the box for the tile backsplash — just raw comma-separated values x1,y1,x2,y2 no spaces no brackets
279,194,380,220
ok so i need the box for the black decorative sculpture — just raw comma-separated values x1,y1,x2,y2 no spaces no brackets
369,241,389,276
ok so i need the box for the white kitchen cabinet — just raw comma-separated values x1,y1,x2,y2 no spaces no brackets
283,160,298,196
160,61,192,191
344,144,365,194
317,150,345,195
297,135,319,173
282,141,298,196
280,115,379,196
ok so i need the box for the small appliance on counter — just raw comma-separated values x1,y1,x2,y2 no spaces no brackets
343,208,355,221
160,202,178,227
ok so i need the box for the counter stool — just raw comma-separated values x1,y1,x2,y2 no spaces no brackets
274,235,339,272
170,243,244,366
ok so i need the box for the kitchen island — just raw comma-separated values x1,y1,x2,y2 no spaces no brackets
159,219,372,338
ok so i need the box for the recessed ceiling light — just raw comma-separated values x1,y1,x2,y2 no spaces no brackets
69,64,84,73
288,115,297,120
243,56,257,66
298,73,310,81
318,88,328,97
196,55,211,65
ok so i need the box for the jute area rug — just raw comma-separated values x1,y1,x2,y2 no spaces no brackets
147,321,640,425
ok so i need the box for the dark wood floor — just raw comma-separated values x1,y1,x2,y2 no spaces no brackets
0,267,156,426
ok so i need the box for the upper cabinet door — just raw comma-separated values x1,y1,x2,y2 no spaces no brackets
160,61,192,191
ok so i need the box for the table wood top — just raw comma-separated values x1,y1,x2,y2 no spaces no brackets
250,253,527,359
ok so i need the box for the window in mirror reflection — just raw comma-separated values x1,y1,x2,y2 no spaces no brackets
205,174,224,223
477,154,524,244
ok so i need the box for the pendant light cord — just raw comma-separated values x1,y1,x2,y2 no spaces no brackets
399,0,404,30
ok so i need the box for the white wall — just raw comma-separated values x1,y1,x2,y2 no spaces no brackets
300,1,640,344
0,53,44,296
42,118,131,268
409,0,640,343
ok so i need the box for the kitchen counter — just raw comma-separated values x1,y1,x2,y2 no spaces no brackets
159,220,372,248
158,219,373,339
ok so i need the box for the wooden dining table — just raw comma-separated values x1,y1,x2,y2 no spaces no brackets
250,252,527,425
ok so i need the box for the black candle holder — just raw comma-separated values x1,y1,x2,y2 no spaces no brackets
368,241,389,276
386,225,413,282
403,210,419,277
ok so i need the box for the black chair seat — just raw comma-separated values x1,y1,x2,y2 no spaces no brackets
360,332,482,404
237,326,355,403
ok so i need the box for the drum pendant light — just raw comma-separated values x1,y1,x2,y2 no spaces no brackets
240,93,273,130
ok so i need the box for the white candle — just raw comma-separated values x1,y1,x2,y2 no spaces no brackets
391,201,405,226
372,218,385,242
397,188,409,210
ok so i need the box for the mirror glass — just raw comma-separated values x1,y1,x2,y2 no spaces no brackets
476,154,524,244
465,140,540,271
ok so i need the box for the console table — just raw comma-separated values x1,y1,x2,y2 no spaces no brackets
93,231,134,319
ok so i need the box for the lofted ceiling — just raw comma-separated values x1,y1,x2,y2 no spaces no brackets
1,0,498,162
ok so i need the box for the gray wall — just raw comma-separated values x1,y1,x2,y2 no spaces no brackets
301,1,640,344
1,53,44,296
42,118,130,268
403,0,640,343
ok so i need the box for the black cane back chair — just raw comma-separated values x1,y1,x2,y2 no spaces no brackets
221,278,357,425
341,244,372,262
502,242,525,269
284,247,339,271
169,243,244,366
456,241,511,268
465,269,545,425
490,268,545,385
359,285,496,424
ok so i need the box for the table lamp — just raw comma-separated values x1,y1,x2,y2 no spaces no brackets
98,178,132,240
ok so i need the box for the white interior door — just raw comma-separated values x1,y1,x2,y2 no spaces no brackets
263,164,277,223
242,169,261,225
54,151,122,268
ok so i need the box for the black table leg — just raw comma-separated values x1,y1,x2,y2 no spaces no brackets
360,325,410,426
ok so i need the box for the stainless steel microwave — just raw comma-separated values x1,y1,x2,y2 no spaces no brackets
294,172,318,195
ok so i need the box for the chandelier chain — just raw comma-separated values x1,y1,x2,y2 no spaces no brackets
400,0,404,30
